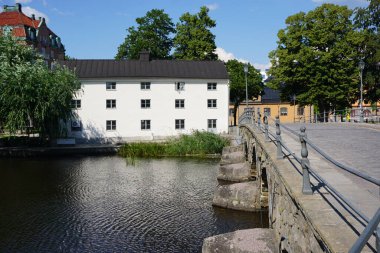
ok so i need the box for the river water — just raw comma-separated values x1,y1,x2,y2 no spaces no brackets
0,156,267,253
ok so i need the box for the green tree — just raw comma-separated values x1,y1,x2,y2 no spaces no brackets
268,4,364,117
173,6,218,60
0,35,80,141
354,0,380,106
115,9,175,60
227,60,263,126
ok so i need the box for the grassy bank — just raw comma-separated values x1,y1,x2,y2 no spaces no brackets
118,131,229,158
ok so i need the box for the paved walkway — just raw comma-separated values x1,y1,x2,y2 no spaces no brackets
280,123,380,199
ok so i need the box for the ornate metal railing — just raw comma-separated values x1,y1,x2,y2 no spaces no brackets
238,108,380,253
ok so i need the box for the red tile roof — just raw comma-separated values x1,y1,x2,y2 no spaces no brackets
12,26,26,37
0,11,40,28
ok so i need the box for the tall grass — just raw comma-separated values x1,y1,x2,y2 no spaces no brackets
118,130,229,159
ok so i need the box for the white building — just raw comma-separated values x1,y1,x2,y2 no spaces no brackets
62,52,229,143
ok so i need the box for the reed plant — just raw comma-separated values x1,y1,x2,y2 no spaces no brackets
118,130,229,158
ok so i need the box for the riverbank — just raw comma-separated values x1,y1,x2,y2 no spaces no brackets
0,144,120,157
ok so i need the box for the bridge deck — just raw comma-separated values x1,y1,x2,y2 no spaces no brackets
271,122,380,252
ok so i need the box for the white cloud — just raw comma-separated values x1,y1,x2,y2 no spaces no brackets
15,0,32,3
215,47,271,71
52,7,73,16
22,6,49,23
206,3,219,11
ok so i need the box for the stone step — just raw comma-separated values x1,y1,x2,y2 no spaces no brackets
220,151,246,165
212,181,261,211
217,162,251,182
202,228,276,253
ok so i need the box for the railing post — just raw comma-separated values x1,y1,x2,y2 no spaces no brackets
257,108,261,128
275,116,283,159
264,114,269,141
377,226,380,252
252,107,256,124
300,126,313,195
324,110,326,123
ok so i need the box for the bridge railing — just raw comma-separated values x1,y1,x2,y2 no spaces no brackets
238,109,380,253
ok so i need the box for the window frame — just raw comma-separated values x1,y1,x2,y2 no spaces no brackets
175,119,185,130
175,82,185,91
297,106,305,116
106,120,116,131
264,107,271,116
140,82,151,90
207,83,217,90
141,120,151,130
106,82,116,90
208,119,217,129
106,99,116,109
207,99,217,108
175,99,185,109
280,107,288,116
141,99,151,109
71,99,81,109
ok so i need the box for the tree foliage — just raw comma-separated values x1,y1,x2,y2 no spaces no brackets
354,0,380,104
0,35,80,140
268,4,365,113
227,59,263,125
115,9,175,60
173,6,218,60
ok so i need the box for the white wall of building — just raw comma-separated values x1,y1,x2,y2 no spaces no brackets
68,78,229,142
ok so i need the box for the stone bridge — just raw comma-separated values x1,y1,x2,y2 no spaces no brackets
203,111,379,253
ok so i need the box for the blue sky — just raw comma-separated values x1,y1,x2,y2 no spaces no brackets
1,0,369,70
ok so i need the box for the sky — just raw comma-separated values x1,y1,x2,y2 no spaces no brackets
1,0,369,70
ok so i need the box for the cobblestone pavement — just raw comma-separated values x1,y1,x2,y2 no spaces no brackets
281,122,380,200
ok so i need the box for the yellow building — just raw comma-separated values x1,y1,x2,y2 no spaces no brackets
229,87,314,125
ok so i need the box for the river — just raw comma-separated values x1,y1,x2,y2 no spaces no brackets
0,156,267,253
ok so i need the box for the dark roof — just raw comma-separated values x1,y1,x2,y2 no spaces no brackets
261,86,281,104
59,59,229,79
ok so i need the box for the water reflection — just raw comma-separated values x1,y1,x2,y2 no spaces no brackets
0,156,267,253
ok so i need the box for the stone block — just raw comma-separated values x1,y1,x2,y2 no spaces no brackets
217,162,251,182
202,228,276,253
212,181,261,211
222,145,243,155
220,151,246,165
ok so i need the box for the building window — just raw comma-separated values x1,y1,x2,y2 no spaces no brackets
106,99,116,109
264,108,271,116
229,108,235,116
175,99,185,108
208,119,217,129
141,99,151,108
280,107,288,116
141,120,151,130
175,119,185,130
106,120,116,131
207,83,217,90
106,82,116,90
141,82,151,90
207,99,217,108
71,99,81,109
175,82,185,91
297,106,304,116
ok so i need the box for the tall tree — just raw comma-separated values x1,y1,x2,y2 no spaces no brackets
173,6,218,60
227,60,263,126
0,35,80,140
115,9,175,60
354,0,380,105
268,4,365,116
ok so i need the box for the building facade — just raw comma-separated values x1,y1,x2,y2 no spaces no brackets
230,87,314,124
0,3,65,62
62,53,229,143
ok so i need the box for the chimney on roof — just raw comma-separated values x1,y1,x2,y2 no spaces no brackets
39,17,42,21
139,50,150,62
16,3,22,12
32,14,35,20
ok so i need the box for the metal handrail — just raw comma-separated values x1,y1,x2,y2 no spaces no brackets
238,113,379,252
